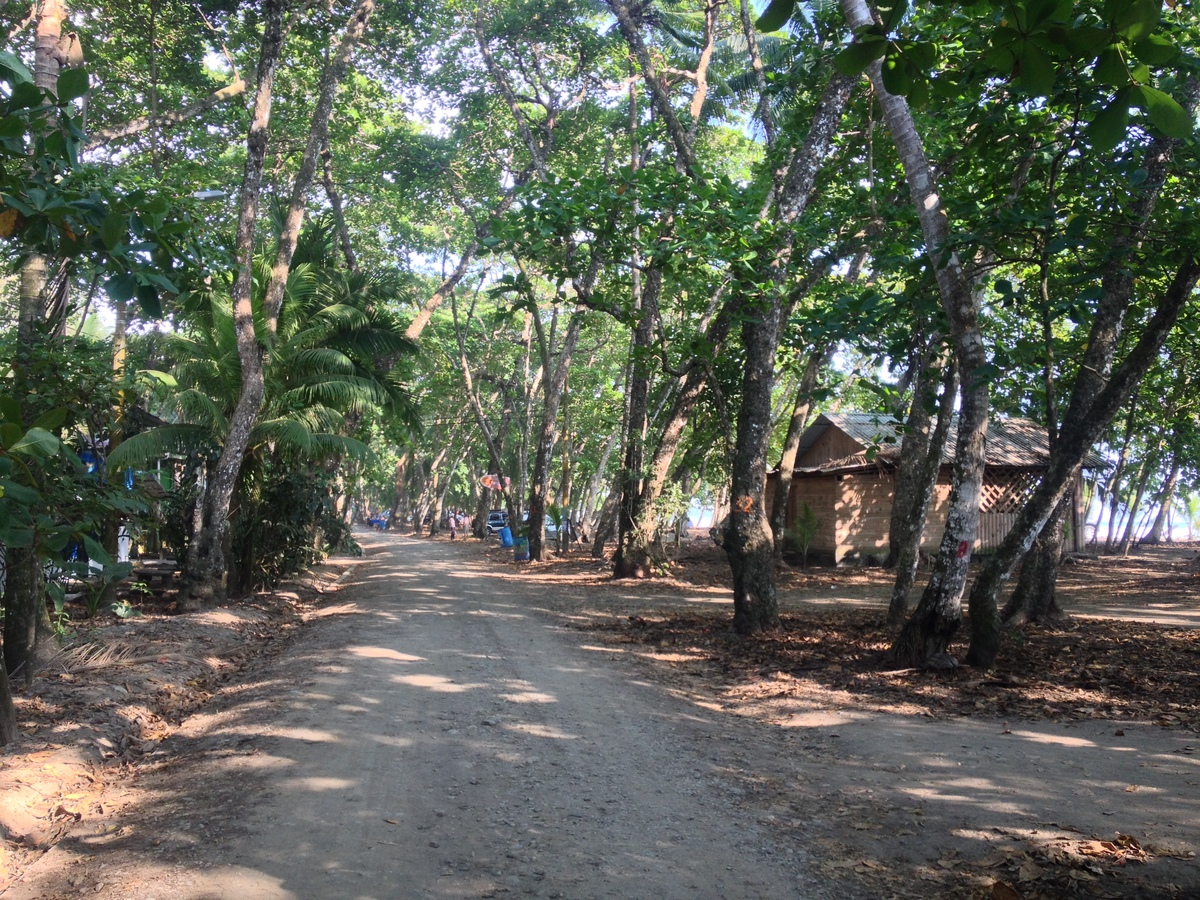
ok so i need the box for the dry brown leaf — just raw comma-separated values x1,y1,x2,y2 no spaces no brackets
1017,860,1043,882
991,881,1023,900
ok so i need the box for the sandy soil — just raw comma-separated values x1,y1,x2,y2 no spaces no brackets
2,532,1198,899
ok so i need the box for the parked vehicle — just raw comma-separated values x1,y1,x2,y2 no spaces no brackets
485,510,509,534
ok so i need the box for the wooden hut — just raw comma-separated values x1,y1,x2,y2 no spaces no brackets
768,412,1102,565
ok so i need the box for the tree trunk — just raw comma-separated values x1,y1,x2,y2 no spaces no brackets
1103,402,1138,551
770,348,827,560
887,357,957,627
262,0,376,335
964,255,1200,666
4,0,67,678
179,0,285,608
1118,459,1154,555
613,270,662,578
726,74,855,632
3,548,47,686
529,313,583,561
0,643,17,745
1002,495,1071,625
885,345,940,568
1144,453,1180,544
840,1,992,664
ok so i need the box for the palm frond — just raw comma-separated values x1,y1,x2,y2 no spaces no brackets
106,424,217,468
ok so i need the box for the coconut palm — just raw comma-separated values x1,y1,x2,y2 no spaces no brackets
111,218,419,588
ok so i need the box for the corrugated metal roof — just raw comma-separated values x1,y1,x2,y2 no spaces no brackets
793,412,1107,473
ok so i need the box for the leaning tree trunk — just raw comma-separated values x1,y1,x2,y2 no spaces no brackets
1118,458,1155,555
965,256,1200,665
964,77,1199,666
769,348,826,561
1002,493,1071,625
838,2,992,665
529,313,583,561
1143,452,1180,545
179,0,285,608
887,357,956,627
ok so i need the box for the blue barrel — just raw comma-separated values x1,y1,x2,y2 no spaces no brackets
499,526,513,547
513,536,529,561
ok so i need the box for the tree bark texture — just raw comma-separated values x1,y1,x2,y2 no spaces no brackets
1144,453,1180,545
2,547,47,686
965,255,1200,665
613,270,662,578
1002,494,1071,625
180,0,285,608
840,0,992,664
769,348,826,560
528,313,584,561
887,357,956,627
262,0,375,334
726,74,854,633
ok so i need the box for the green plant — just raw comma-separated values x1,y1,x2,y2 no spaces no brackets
110,599,142,618
72,560,134,618
786,501,822,568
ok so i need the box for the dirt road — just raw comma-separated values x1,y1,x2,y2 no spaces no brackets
8,533,1199,899
6,534,851,900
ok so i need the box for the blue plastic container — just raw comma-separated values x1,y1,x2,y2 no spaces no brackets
499,526,513,547
513,537,529,561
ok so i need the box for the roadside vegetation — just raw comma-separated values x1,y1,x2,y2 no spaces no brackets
0,0,1198,855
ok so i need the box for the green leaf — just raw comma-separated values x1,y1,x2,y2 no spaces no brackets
30,408,67,433
880,55,914,96
0,422,21,449
1017,42,1056,95
82,535,113,566
9,427,61,457
1132,34,1178,65
0,50,33,84
1093,47,1127,86
101,211,126,250
878,0,907,31
1088,90,1133,152
136,283,163,319
57,68,88,102
834,38,887,76
1113,0,1160,41
105,272,136,302
0,479,40,505
8,81,43,111
1136,85,1192,139
754,0,794,32
0,396,21,425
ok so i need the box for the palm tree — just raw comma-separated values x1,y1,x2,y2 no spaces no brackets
111,219,419,591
